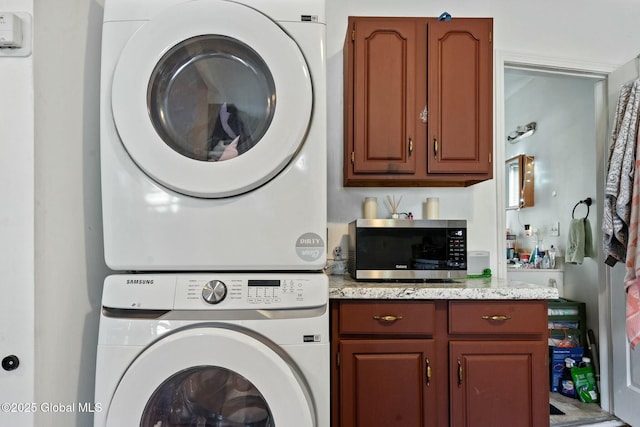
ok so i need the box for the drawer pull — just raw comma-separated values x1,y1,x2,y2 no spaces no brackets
372,315,403,322
481,314,512,321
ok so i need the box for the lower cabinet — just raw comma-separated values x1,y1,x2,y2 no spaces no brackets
340,340,437,427
331,299,549,427
449,340,549,427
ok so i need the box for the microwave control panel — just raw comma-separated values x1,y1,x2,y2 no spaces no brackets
447,228,467,268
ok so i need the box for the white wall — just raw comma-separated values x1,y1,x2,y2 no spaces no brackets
33,0,110,425
0,1,34,426
14,1,640,426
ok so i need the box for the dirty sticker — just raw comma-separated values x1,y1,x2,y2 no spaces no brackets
295,232,325,262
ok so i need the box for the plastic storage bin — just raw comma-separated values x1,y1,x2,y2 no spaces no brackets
548,298,586,347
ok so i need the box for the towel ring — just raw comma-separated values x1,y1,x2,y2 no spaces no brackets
572,197,592,219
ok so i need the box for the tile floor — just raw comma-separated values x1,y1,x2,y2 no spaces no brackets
550,393,629,426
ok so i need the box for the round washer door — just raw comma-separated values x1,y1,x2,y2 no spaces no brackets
105,326,316,426
111,0,312,198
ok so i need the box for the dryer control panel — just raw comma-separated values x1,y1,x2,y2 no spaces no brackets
102,273,328,311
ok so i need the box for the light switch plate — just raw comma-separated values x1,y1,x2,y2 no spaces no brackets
550,221,560,237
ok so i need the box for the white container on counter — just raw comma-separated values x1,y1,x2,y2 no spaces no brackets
363,197,377,219
468,251,490,275
424,197,439,219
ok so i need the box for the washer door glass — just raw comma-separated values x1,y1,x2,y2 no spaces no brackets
141,366,274,426
104,327,315,426
111,0,312,198
148,35,275,163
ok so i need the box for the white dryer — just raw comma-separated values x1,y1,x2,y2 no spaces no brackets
94,273,329,426
100,0,327,271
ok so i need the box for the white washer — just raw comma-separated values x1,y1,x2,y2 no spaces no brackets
94,273,329,427
100,0,327,271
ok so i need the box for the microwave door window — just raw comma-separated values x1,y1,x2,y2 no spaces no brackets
356,230,414,270
356,228,448,270
412,235,447,270
357,236,414,270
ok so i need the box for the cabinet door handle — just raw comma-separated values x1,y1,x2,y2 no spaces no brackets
481,314,512,321
408,138,413,157
433,137,438,159
425,357,432,386
372,315,403,322
457,358,463,386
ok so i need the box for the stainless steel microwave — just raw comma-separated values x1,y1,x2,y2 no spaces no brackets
347,219,467,281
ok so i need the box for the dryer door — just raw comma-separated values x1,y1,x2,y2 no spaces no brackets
105,326,316,426
111,0,312,198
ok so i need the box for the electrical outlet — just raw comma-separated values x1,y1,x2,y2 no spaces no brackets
550,221,560,237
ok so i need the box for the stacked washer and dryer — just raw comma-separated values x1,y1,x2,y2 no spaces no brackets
94,0,329,426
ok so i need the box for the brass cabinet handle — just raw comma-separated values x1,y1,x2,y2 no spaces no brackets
457,358,463,386
408,138,413,157
433,137,438,159
481,314,512,321
425,357,432,386
372,315,404,322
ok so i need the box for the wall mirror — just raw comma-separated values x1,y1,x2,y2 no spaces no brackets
505,154,534,209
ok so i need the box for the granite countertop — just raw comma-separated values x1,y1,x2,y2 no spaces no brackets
329,275,559,300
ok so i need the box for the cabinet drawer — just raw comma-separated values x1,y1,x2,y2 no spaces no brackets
339,301,435,335
449,300,547,335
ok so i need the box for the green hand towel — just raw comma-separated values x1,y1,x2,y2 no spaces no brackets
566,218,594,264
583,218,595,258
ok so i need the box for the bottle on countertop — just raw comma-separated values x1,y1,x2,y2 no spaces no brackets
542,251,550,269
549,245,557,269
530,244,538,266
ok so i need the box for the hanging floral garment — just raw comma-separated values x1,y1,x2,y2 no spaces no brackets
604,79,640,349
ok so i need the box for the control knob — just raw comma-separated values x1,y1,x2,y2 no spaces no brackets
202,280,227,304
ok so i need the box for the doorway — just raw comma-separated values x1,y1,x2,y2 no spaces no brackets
503,65,602,342
498,52,640,426
495,52,615,421
503,65,608,425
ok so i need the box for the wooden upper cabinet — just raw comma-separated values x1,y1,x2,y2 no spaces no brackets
349,18,419,175
427,19,493,175
343,16,493,187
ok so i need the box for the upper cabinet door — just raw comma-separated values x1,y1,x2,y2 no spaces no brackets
427,18,493,175
343,16,493,187
348,18,418,175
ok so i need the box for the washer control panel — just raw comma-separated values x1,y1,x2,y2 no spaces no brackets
102,273,328,311
174,275,327,310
